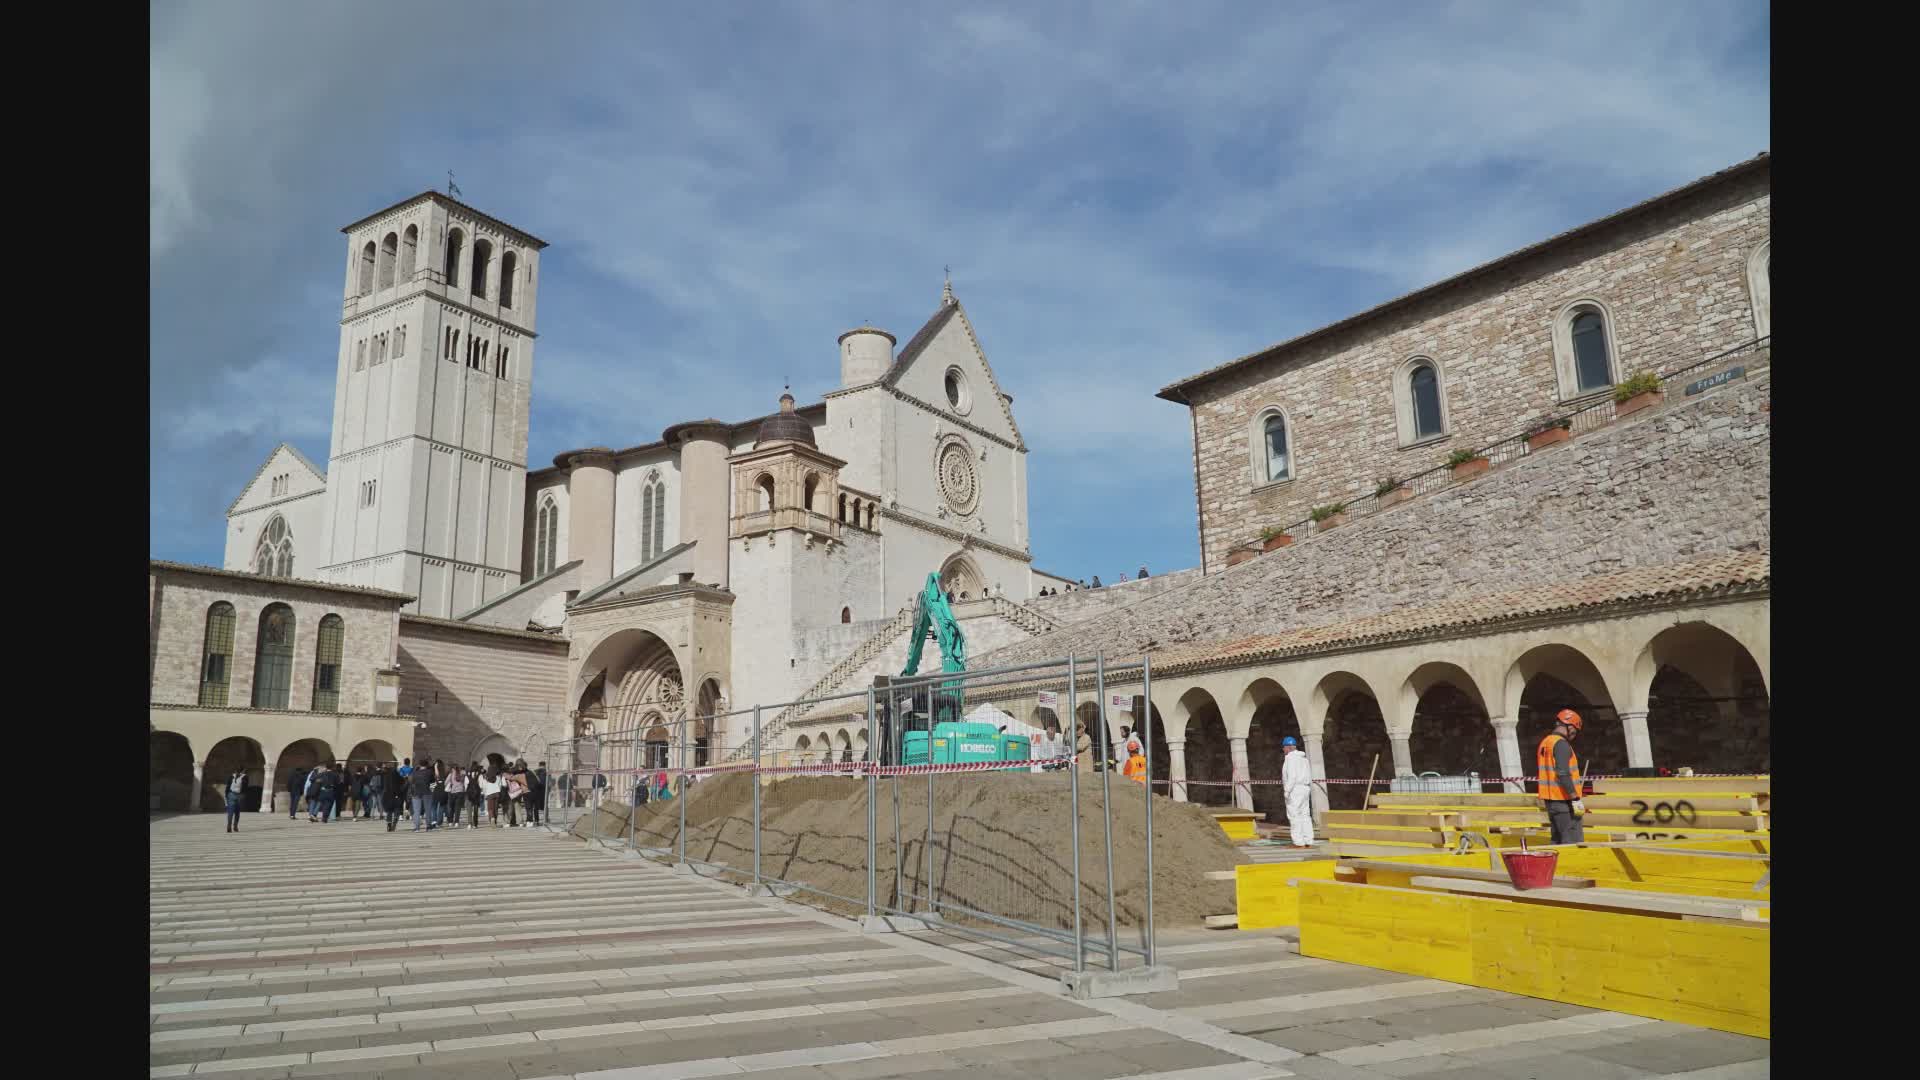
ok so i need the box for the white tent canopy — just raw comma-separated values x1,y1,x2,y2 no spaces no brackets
964,702,1044,741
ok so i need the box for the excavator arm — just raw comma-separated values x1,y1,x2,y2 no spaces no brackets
901,572,967,676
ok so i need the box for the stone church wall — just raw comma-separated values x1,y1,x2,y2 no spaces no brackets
1185,165,1769,571
981,369,1770,669
396,615,569,765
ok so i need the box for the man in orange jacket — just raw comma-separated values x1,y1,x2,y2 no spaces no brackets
1537,708,1588,843
1121,738,1147,783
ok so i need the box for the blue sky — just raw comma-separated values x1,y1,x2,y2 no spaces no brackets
150,1,1769,581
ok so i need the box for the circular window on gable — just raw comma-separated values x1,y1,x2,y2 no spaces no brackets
943,367,971,414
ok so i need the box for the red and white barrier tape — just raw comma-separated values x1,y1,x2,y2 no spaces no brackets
565,764,1759,784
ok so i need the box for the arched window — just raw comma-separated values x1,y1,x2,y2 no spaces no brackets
250,603,295,709
650,479,666,559
838,492,847,522
803,473,820,514
399,224,418,280
865,503,875,530
197,602,236,707
394,325,407,357
471,238,493,300
534,495,558,576
755,474,775,512
444,228,465,289
254,515,294,578
1394,357,1449,444
311,614,344,712
841,606,852,623
500,251,518,308
641,483,654,562
358,241,376,297
1747,241,1771,342
1249,406,1294,485
1551,300,1622,399
378,232,398,289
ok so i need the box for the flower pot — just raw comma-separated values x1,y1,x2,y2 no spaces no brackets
1377,487,1413,507
1261,534,1293,552
1313,512,1349,533
1449,458,1490,479
1615,389,1665,418
1225,549,1258,567
1526,427,1571,452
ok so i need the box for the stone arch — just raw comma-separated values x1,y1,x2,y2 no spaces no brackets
1505,642,1627,778
641,714,672,770
1031,706,1060,734
1633,622,1770,774
835,728,854,762
1176,687,1232,807
755,473,775,512
1401,661,1498,782
1311,670,1388,810
473,734,516,772
150,731,195,812
573,628,684,772
938,552,983,600
803,471,822,514
202,736,267,811
1075,700,1103,761
347,739,398,768
1239,678,1301,822
273,737,334,812
794,733,812,764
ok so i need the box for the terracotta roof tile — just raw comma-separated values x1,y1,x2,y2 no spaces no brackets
1151,551,1768,674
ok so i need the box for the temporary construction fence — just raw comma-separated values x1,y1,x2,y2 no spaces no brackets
548,652,1179,977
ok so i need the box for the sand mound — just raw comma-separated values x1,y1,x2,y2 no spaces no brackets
572,771,1241,930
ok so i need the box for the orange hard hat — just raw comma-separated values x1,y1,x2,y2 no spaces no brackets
1555,708,1584,731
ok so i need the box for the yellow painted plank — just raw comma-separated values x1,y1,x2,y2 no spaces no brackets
1300,879,1769,1037
1235,860,1341,929
1216,817,1258,840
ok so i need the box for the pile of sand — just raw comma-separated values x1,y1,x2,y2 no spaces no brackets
571,771,1241,930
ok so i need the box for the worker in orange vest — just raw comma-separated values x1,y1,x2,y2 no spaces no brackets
1536,708,1588,843
1121,738,1147,783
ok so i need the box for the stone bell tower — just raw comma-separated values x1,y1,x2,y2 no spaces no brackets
315,191,548,617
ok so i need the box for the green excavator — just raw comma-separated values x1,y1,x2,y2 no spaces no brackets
880,573,1030,767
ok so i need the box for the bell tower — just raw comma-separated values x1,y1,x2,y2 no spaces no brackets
314,191,549,616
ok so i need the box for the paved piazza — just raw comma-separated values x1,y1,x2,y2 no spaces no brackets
151,815,1769,1079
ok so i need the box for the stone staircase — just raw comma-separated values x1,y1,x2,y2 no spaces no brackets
726,594,1064,761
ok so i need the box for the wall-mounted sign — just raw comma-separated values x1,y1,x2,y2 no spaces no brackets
1036,691,1058,709
1684,366,1745,396
1110,694,1133,713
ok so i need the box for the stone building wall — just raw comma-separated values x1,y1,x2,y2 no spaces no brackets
1026,569,1201,625
981,369,1770,669
396,615,569,765
149,564,404,714
1181,161,1769,571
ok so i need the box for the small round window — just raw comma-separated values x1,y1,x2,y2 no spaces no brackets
943,367,971,414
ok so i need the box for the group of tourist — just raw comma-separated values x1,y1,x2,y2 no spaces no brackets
1037,566,1151,597
277,758,549,833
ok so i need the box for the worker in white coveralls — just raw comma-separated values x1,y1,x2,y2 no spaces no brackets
1281,736,1315,848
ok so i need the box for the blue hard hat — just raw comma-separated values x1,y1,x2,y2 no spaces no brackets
1281,736,1298,747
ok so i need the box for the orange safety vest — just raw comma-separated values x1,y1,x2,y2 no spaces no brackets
1535,733,1582,802
1122,754,1147,783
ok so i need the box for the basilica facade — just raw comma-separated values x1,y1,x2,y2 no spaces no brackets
222,191,1055,762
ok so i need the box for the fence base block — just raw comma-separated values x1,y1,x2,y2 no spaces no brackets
670,862,695,875
861,913,943,934
1060,964,1179,999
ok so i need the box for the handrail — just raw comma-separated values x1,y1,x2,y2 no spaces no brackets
1232,334,1771,555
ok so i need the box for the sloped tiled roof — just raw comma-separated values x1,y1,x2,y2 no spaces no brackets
1150,551,1769,676
150,559,416,602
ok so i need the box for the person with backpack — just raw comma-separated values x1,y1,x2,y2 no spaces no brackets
303,767,321,821
530,761,548,827
443,766,466,829
224,769,248,833
286,766,307,819
407,761,434,832
365,766,386,825
381,765,403,832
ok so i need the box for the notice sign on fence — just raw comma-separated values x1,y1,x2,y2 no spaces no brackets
1111,693,1133,713
1036,691,1058,709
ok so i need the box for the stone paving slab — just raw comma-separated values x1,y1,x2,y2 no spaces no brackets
152,813,1767,1080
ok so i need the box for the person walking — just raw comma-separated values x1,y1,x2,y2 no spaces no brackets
303,767,321,821
286,766,307,819
312,765,337,824
444,766,466,829
224,769,248,833
381,765,403,832
529,761,549,827
466,762,485,829
407,760,434,832
479,767,502,827
1537,709,1588,844
1281,736,1315,848
365,766,386,825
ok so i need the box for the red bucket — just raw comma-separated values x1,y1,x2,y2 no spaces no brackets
1501,850,1559,890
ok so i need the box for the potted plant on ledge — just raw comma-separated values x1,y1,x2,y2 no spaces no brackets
1225,546,1258,567
1447,448,1490,479
1259,525,1293,552
1613,371,1665,418
1310,502,1350,532
1374,477,1412,507
1525,415,1573,452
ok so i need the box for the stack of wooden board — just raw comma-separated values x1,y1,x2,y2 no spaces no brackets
1294,837,1772,1037
1325,775,1770,852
